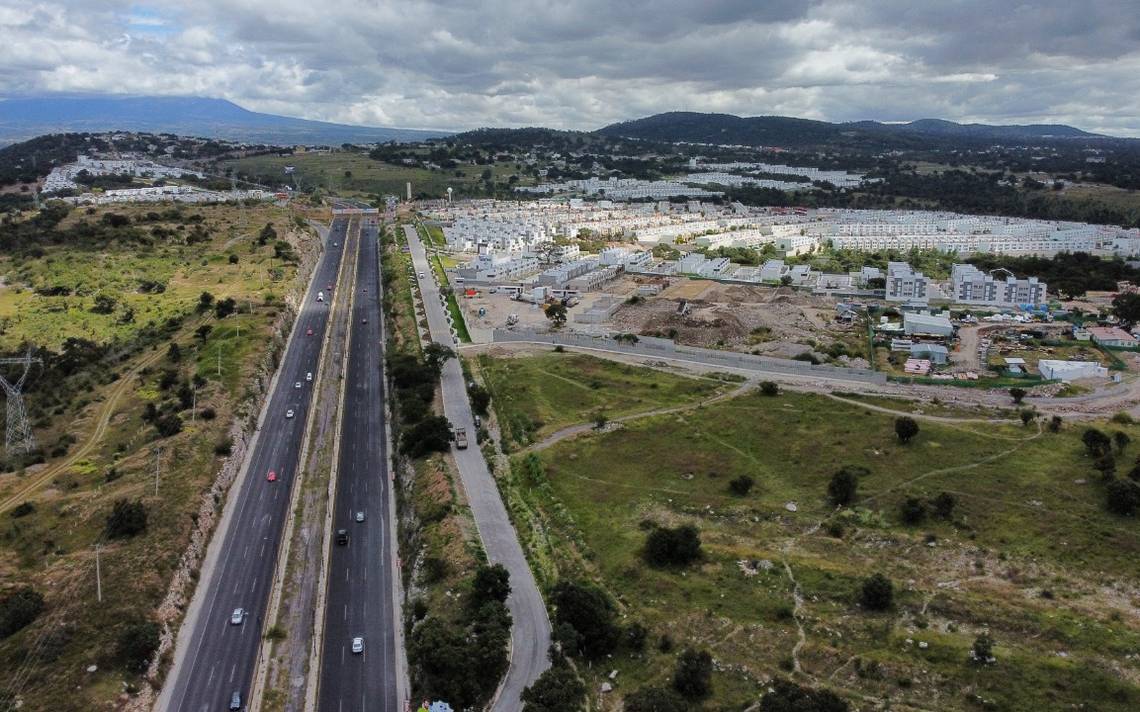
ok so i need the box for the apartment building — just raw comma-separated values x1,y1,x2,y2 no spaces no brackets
885,262,931,304
950,264,1048,306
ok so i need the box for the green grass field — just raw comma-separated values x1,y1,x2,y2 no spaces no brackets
476,352,725,449
222,151,537,200
484,354,1140,710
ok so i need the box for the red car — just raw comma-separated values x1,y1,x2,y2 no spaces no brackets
267,470,277,482
306,328,313,336
326,284,333,291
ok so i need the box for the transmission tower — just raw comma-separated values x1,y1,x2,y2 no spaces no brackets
0,350,42,456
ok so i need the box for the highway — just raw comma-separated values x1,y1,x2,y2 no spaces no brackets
317,221,400,711
161,218,350,712
404,225,552,709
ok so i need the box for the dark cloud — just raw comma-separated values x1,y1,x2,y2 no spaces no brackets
0,0,1137,135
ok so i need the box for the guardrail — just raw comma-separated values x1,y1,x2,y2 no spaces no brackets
492,329,888,384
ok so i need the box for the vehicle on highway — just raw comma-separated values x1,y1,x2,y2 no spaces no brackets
230,608,244,625
267,470,277,482
229,691,242,710
418,271,425,278
285,409,295,419
336,529,349,546
306,372,313,381
361,317,368,324
316,291,324,302
455,427,469,449
306,328,313,336
474,414,482,428
354,511,365,523
351,637,364,654
326,283,333,290
333,242,339,247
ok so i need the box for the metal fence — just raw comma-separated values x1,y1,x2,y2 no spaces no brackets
492,329,888,385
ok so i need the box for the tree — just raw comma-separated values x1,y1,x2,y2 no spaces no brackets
860,573,893,611
932,492,956,519
550,580,620,659
105,499,148,539
624,686,689,712
644,525,702,567
228,253,239,264
1112,291,1140,326
1082,428,1112,457
167,342,182,363
1020,409,1035,427
545,302,568,328
155,414,183,438
470,564,511,610
760,678,849,712
521,662,586,712
672,648,713,699
197,291,215,312
760,381,780,396
423,342,454,374
894,416,919,444
257,222,277,246
91,293,117,315
593,412,608,430
1009,387,1027,405
827,466,862,507
900,496,927,525
114,620,160,672
1048,415,1063,433
1106,478,1140,516
468,383,491,416
214,297,237,319
0,587,45,639
970,634,996,665
728,475,755,496
195,324,213,342
1115,431,1131,453
400,415,452,458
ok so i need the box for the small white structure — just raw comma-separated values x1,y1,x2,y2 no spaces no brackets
1038,359,1108,381
903,312,954,337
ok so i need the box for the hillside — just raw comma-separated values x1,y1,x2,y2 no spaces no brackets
597,111,1110,148
0,95,451,145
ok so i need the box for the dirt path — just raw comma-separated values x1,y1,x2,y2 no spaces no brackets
522,380,754,454
0,345,168,515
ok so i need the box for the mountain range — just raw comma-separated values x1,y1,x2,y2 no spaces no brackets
0,96,450,145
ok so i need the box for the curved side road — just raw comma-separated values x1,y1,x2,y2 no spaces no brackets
405,225,552,709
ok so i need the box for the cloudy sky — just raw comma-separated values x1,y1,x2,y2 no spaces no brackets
2,0,1139,135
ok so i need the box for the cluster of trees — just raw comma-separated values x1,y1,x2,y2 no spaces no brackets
1082,427,1140,516
0,586,45,639
105,499,148,539
643,524,703,567
390,343,454,457
408,564,512,709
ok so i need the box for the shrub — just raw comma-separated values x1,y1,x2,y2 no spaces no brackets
760,678,849,711
828,466,865,507
468,383,492,416
214,438,233,456
550,580,620,660
114,620,160,672
728,475,754,496
624,686,689,712
644,525,702,567
0,587,45,639
971,634,996,665
760,381,779,396
1106,478,1140,516
1082,428,1112,457
1009,387,1027,404
860,573,894,611
9,501,34,518
105,499,148,539
672,648,713,699
900,496,927,525
521,662,586,712
894,416,919,443
932,492,956,519
1048,415,1062,432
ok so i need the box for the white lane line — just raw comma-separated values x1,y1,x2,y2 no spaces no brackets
229,663,236,683
343,604,347,621
345,567,349,582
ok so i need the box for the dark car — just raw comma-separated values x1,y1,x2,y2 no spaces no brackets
336,529,349,546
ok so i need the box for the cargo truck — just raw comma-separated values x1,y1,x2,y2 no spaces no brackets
454,427,469,449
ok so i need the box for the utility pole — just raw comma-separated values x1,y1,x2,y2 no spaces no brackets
95,544,103,603
153,447,162,497
217,343,222,379
191,387,197,423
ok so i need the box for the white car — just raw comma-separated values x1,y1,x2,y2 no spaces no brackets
306,372,313,382
354,511,365,523
285,409,295,419
230,608,244,625
351,637,364,654
294,381,302,389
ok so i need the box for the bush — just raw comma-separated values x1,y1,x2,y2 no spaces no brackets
760,381,780,396
644,525,702,567
894,416,919,443
860,573,894,611
1009,387,1027,404
550,580,620,660
400,415,452,458
114,620,160,672
1082,428,1112,457
624,622,648,652
971,634,996,665
9,501,34,518
155,413,183,438
469,564,511,610
105,499,148,539
932,492,956,519
900,497,927,525
672,648,713,699
0,587,45,639
214,438,233,456
827,466,865,507
468,383,492,416
199,407,217,421
728,475,754,496
1106,478,1140,516
521,662,586,712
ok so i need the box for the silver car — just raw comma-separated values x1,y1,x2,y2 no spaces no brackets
354,511,365,523
351,637,364,654
230,608,244,625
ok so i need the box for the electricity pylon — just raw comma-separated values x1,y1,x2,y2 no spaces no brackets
0,350,42,456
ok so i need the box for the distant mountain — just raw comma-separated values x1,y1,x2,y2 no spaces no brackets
0,95,451,145
596,111,1109,148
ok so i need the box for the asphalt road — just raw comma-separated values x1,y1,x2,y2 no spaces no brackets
317,223,400,711
404,226,552,709
162,217,350,712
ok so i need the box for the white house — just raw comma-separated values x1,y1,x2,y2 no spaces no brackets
1038,360,1109,381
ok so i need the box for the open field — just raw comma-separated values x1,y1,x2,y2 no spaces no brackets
477,351,725,449
482,353,1140,710
0,203,312,710
222,151,537,200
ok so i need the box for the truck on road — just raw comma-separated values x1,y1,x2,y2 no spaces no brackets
454,427,469,449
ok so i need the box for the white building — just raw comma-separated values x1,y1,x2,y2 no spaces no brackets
950,264,1048,307
886,262,931,304
1038,360,1109,381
